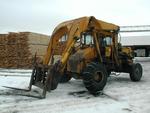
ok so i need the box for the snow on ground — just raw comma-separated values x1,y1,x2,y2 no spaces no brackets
0,58,150,113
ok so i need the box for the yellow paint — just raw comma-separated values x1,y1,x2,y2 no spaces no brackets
105,47,111,57
43,16,119,66
122,47,132,56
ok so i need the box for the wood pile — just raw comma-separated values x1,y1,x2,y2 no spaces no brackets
0,32,50,69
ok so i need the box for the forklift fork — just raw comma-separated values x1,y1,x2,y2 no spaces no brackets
3,54,52,99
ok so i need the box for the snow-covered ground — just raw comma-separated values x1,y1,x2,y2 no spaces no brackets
0,58,150,113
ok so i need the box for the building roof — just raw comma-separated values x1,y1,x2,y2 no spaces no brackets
121,35,150,46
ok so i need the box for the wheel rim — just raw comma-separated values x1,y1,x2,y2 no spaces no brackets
94,71,103,83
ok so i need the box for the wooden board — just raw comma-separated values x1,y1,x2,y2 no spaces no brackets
0,32,50,69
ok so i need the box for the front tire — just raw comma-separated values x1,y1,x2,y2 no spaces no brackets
130,63,143,81
82,62,108,94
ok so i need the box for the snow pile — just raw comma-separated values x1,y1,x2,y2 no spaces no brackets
0,60,150,113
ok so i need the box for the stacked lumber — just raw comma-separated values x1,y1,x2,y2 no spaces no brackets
0,32,50,69
0,34,8,68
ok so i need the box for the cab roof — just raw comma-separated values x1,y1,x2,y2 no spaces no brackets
52,16,119,34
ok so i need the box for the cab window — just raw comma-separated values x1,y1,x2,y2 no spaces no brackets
81,34,94,45
102,36,112,46
59,34,67,42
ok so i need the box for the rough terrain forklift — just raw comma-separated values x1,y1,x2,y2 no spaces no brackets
4,16,143,98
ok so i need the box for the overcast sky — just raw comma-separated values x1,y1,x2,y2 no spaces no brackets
0,0,150,35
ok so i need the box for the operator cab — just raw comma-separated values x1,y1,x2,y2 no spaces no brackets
75,32,113,59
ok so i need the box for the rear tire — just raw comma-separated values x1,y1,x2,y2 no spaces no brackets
130,63,143,81
82,62,108,94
